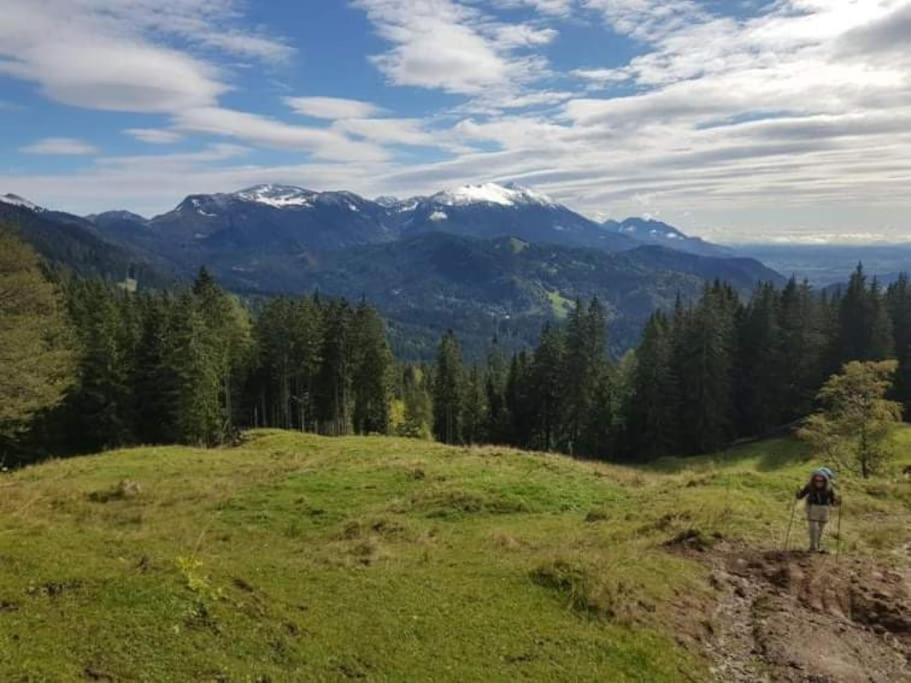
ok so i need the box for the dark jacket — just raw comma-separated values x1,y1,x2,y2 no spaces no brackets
797,484,838,506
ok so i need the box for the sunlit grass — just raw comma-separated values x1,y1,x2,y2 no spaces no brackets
1,429,908,681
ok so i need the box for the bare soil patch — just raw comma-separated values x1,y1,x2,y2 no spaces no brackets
699,544,910,682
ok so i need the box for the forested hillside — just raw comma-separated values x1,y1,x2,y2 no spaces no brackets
429,266,911,461
4,222,910,474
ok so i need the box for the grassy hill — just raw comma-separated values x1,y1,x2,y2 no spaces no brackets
1,431,909,681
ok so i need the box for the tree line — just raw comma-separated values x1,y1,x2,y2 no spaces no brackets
1,229,397,465
3,224,911,467
429,267,911,461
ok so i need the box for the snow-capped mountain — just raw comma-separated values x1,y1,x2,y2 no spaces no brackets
603,217,732,257
141,184,396,254
394,182,638,252
10,182,731,283
430,182,558,208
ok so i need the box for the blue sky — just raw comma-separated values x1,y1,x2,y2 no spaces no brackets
1,0,910,243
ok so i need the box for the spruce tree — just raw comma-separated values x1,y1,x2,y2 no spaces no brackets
461,365,488,445
316,301,354,435
192,268,253,439
630,312,679,458
886,274,911,415
483,337,510,444
505,351,533,447
530,323,566,451
351,302,393,435
560,298,608,454
433,331,464,444
167,292,222,445
736,283,783,435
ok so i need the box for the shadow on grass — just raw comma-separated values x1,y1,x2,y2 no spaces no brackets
647,436,813,474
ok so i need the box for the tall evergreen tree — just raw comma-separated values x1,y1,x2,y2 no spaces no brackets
629,312,680,458
530,323,566,451
433,331,464,444
560,298,608,454
886,274,911,415
736,283,783,435
676,283,738,453
483,337,511,444
505,351,533,447
316,301,354,435
461,365,488,445
351,302,393,435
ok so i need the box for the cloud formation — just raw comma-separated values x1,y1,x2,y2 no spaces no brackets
2,0,911,242
21,137,99,155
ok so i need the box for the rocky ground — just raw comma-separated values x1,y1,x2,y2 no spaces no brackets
703,543,911,682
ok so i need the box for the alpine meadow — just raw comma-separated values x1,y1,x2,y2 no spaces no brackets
2,1,911,681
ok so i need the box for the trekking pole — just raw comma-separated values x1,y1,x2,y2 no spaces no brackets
783,494,798,552
835,501,843,563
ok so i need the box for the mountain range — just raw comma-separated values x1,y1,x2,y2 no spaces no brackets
1,183,780,357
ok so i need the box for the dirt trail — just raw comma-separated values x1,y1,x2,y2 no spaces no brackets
701,544,911,682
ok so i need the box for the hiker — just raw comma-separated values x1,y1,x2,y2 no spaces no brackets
796,467,839,553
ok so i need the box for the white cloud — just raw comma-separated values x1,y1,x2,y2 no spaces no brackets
491,0,575,16
284,97,384,120
0,1,229,113
173,107,391,162
6,0,911,242
125,128,184,144
353,0,553,98
20,137,99,155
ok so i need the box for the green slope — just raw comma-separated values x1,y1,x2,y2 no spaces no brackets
1,431,909,681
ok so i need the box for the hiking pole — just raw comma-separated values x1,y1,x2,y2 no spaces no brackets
835,501,843,563
783,495,798,552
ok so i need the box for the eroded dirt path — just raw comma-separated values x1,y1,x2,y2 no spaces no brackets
702,545,911,682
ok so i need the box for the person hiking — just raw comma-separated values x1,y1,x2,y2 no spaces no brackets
796,467,839,553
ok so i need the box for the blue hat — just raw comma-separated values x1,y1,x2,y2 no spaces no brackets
811,467,835,482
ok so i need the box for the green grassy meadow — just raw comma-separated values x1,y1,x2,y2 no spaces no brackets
1,430,909,681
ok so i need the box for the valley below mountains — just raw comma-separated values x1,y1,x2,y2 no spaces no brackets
1,183,781,357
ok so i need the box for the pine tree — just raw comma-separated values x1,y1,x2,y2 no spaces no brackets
351,302,393,435
461,365,488,445
165,292,223,446
778,278,826,420
316,301,354,435
133,293,180,444
676,284,738,453
886,274,911,415
192,268,252,440
560,298,609,454
483,337,511,444
630,312,680,458
433,331,464,444
64,281,136,451
530,323,566,451
838,265,894,363
505,351,533,447
736,283,783,435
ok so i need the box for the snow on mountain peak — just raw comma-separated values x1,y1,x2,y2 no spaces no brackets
1,193,42,211
234,184,315,208
433,182,557,208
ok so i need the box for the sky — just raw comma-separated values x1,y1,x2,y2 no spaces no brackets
1,0,910,244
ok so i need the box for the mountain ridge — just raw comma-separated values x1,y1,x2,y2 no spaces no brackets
1,186,779,358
